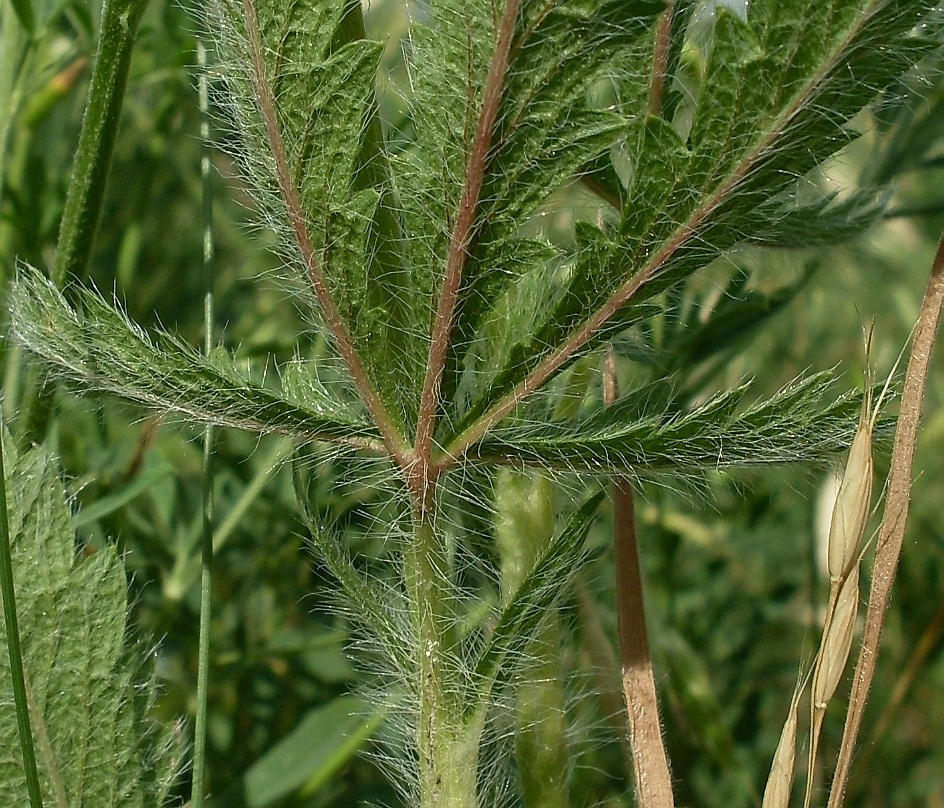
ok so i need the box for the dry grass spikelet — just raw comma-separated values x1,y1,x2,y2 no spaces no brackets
813,569,860,710
762,686,802,808
804,361,877,808
826,413,873,584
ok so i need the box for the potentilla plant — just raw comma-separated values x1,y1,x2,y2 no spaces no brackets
8,1,943,806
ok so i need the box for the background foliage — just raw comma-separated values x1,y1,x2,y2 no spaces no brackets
2,0,944,806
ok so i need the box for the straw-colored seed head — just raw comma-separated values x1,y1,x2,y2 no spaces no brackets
762,697,799,808
827,420,873,583
813,569,860,709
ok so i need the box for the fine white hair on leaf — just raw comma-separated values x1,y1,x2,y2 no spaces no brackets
7,0,943,804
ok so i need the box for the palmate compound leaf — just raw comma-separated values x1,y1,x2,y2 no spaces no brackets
469,371,877,475
9,266,382,449
0,439,182,806
446,0,941,443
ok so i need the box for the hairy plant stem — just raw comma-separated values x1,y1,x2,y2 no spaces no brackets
828,232,944,808
406,511,478,808
604,350,674,808
0,429,44,808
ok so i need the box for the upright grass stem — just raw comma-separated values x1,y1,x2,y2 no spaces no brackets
0,429,44,808
191,35,215,808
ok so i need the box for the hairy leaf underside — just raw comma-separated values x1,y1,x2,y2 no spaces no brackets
9,0,941,473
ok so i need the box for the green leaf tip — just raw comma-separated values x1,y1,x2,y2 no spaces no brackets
10,0,35,33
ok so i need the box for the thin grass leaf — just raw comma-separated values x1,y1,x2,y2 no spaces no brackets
241,695,382,808
9,0,34,33
0,430,42,807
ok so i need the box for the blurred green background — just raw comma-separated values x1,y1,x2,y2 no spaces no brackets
2,1,943,806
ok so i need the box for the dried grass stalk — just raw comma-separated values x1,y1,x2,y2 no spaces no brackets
604,348,675,808
827,234,944,808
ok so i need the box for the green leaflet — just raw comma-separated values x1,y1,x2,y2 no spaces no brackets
436,0,666,413
453,0,938,438
0,441,181,806
209,0,422,425
618,264,819,380
744,191,886,248
9,267,381,447
292,458,411,677
470,372,874,474
394,0,498,291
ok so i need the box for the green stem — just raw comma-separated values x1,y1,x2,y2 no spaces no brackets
191,35,215,808
515,615,569,808
0,5,28,220
192,432,213,807
19,0,151,449
406,512,478,808
52,0,150,288
495,470,569,808
0,429,44,807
